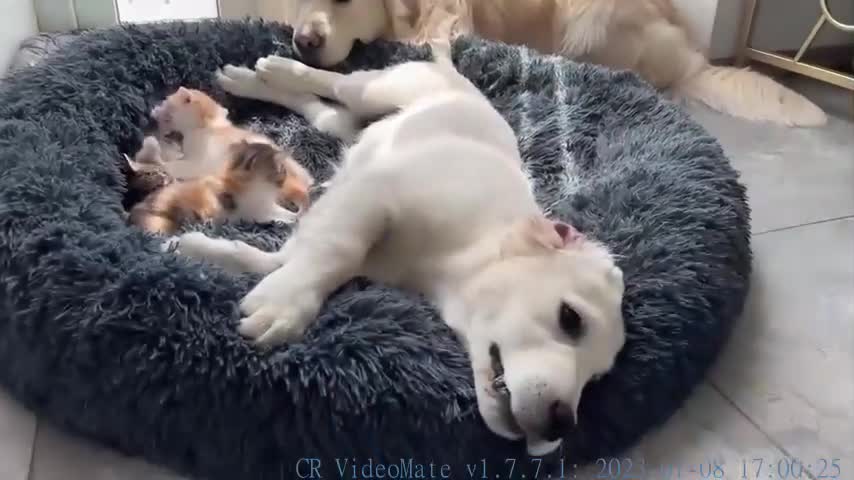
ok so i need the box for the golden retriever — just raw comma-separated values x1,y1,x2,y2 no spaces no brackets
274,0,826,127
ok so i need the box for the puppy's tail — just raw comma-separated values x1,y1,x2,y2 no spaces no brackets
427,14,456,67
429,39,453,67
427,28,454,68
674,62,827,127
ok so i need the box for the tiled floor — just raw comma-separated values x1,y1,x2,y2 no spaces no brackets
1,76,851,479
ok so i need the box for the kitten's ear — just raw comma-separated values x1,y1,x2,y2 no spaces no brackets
500,216,583,256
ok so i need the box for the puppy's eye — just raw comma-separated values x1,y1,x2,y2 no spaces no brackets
558,302,584,340
335,0,350,4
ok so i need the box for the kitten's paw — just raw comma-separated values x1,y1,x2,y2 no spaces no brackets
270,211,299,224
134,136,163,165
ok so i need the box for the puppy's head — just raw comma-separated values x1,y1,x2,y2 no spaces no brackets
456,217,625,456
151,87,228,134
289,0,395,66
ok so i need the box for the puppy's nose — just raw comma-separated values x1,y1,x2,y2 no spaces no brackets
294,31,325,56
542,401,576,441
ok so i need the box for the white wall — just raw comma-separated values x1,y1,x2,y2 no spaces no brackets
673,0,720,50
710,0,854,59
0,0,39,74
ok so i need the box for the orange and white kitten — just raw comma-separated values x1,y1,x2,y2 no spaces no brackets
147,86,315,212
130,141,305,235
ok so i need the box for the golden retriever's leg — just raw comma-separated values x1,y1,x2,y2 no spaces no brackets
554,3,613,60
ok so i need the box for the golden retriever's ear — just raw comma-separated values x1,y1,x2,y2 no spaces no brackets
501,216,581,257
399,0,420,17
387,0,420,28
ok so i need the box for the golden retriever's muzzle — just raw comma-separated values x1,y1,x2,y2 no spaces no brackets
293,31,325,66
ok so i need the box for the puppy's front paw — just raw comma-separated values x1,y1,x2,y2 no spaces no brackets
238,273,321,347
238,306,313,347
216,65,265,98
166,231,223,261
255,56,316,93
161,236,180,253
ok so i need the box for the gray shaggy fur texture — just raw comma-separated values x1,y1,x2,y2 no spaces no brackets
0,20,751,479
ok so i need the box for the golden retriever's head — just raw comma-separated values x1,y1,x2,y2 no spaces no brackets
446,217,626,455
283,0,467,65
287,0,395,66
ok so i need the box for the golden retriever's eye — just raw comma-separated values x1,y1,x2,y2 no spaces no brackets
559,302,584,340
335,0,350,4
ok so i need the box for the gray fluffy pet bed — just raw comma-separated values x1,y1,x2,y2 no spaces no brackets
0,20,751,479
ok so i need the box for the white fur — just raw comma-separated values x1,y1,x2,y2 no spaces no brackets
281,0,826,127
169,48,625,455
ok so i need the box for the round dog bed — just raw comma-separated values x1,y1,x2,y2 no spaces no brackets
0,20,751,479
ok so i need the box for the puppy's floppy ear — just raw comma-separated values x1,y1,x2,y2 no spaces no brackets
501,216,582,257
176,86,193,103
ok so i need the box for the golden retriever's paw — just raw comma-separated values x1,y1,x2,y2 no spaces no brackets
255,56,316,93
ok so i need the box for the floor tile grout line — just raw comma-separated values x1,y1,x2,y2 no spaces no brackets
26,418,39,480
754,214,854,237
709,382,818,480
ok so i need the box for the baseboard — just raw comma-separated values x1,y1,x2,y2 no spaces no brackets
713,44,854,72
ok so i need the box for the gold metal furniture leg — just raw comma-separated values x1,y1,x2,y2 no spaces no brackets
736,0,758,67
738,0,854,96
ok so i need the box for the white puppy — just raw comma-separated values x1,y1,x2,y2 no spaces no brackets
169,47,626,456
